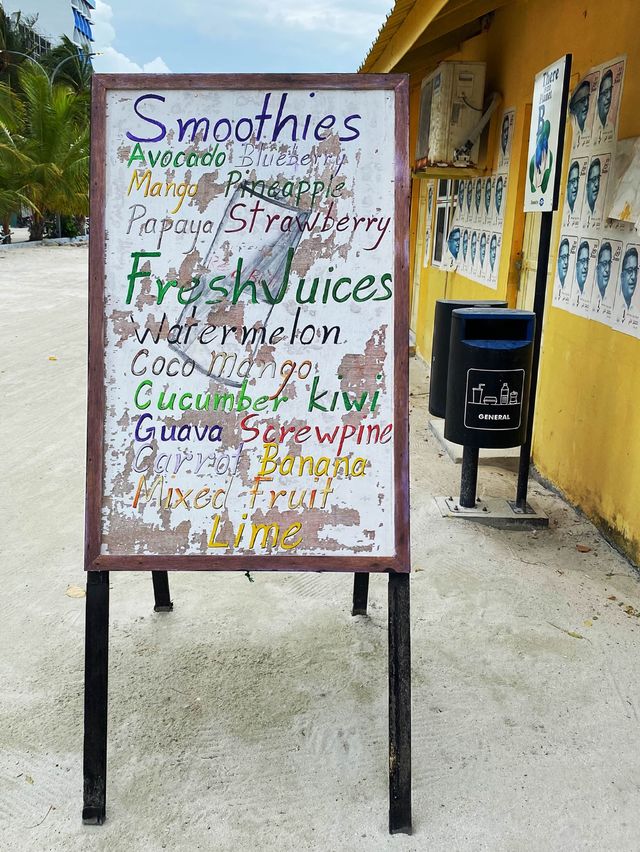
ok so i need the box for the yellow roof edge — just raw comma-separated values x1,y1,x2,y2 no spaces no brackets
359,1,418,73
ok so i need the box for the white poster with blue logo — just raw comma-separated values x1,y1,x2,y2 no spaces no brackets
524,55,571,212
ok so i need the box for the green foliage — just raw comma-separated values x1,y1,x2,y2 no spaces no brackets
0,63,89,241
44,214,86,239
0,6,41,91
0,77,30,240
0,8,90,241
40,36,93,93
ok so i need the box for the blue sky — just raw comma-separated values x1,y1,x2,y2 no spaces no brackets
6,0,391,73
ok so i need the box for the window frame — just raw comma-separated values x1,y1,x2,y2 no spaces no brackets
430,178,458,268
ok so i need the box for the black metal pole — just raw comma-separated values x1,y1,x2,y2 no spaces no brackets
516,210,553,508
460,445,479,508
82,571,109,825
388,571,411,834
351,572,370,616
152,570,173,612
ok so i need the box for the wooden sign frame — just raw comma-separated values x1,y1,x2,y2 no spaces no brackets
85,73,409,574
83,73,411,835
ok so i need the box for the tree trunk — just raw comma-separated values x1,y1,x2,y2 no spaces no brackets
30,214,45,241
1,215,11,244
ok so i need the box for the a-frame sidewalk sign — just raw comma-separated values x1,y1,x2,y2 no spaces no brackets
83,72,411,834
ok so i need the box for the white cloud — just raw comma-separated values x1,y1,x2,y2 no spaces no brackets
178,0,388,45
91,0,171,73
238,0,387,37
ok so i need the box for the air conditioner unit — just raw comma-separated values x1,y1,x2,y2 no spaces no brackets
416,62,487,168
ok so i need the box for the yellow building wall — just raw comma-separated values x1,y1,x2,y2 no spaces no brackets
404,0,640,561
409,29,527,360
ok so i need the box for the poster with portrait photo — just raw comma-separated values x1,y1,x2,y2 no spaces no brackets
456,180,466,225
494,174,507,227
611,241,640,336
442,220,461,271
465,178,473,221
486,231,502,289
590,238,621,325
569,70,600,152
471,177,483,225
497,108,515,173
469,229,480,279
423,182,435,267
569,236,598,317
581,152,611,231
561,156,587,230
459,227,471,277
482,176,494,227
476,230,490,283
553,234,577,311
593,58,625,148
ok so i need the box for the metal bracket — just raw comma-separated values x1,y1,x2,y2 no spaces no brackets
507,500,537,515
444,496,491,515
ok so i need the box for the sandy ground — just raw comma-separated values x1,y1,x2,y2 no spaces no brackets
2,244,640,851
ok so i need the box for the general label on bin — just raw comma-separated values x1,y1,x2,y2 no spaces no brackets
464,368,525,430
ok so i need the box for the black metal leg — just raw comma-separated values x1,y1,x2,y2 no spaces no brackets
152,570,173,612
388,571,412,835
351,572,370,615
516,210,554,510
83,571,109,825
460,445,479,508
516,444,531,509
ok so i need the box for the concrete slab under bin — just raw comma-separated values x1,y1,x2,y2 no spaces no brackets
434,495,549,529
429,417,519,469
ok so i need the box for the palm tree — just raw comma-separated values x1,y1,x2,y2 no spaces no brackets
0,74,29,241
0,64,89,241
0,7,40,91
41,35,93,93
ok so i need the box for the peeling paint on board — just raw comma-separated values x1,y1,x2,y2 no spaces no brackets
92,79,406,565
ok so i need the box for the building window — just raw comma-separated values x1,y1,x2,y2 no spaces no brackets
431,179,458,267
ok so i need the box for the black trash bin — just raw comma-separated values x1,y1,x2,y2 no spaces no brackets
429,299,507,417
444,308,536,449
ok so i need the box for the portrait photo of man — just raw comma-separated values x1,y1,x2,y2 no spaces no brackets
498,110,516,169
471,230,478,264
557,238,570,288
575,240,591,293
570,80,591,132
596,242,612,298
495,176,504,217
501,114,510,156
597,69,613,127
566,161,580,213
586,158,601,214
466,179,473,214
462,229,469,261
489,234,498,273
484,178,492,216
474,178,482,214
620,246,638,308
479,232,487,268
447,227,461,260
